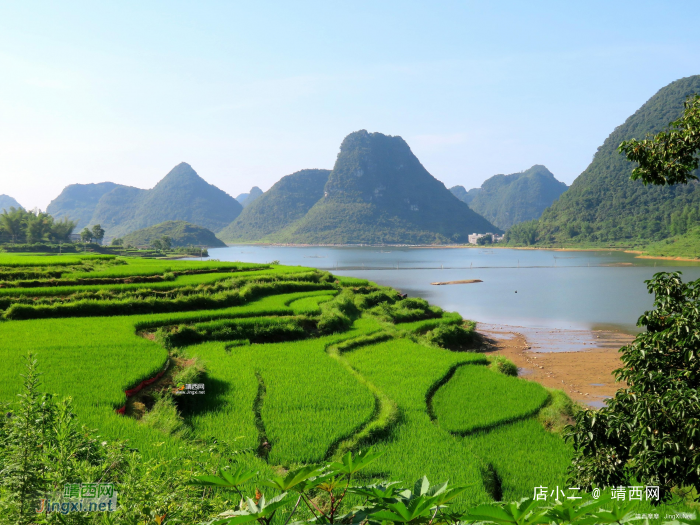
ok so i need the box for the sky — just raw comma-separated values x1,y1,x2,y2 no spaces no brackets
1,1,700,210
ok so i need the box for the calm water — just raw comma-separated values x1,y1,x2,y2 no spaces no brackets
208,246,700,333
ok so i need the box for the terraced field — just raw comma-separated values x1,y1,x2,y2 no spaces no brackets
0,252,572,508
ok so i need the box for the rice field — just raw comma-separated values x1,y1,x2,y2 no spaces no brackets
0,254,575,507
432,364,550,433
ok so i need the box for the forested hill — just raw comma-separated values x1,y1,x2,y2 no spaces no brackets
0,195,23,213
46,182,124,230
507,75,700,246
450,165,567,229
47,163,242,238
265,131,498,244
120,220,226,248
449,185,480,205
236,186,263,207
218,169,330,242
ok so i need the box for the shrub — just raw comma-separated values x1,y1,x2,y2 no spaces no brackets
355,289,395,308
426,323,475,349
317,309,351,334
491,355,518,376
140,392,190,438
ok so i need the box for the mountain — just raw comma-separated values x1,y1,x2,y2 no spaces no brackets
120,221,226,248
46,182,124,230
507,75,700,246
0,195,23,212
219,170,330,243
236,186,264,207
451,166,567,230
48,163,242,238
263,130,498,244
449,185,480,205
219,169,330,242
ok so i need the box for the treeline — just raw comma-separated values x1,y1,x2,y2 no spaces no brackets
505,202,700,246
0,207,76,244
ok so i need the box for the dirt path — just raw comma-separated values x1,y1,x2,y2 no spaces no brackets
475,323,635,408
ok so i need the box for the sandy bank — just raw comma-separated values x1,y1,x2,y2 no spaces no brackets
476,323,634,408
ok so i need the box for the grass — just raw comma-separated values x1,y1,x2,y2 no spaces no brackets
183,320,380,464
0,253,579,509
432,365,550,434
0,253,115,266
0,267,313,298
288,292,336,315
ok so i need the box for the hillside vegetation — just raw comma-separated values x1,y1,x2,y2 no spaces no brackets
236,186,263,207
451,165,567,229
219,169,330,242
47,163,242,239
0,195,23,212
506,75,700,248
262,131,497,244
120,220,226,248
46,182,122,230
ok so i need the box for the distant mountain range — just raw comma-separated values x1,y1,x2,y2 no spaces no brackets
450,165,568,230
47,163,242,238
507,75,700,246
0,195,23,212
219,131,498,244
236,186,263,207
120,220,226,248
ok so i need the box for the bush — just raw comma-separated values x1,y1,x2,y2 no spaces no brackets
317,310,351,334
426,323,475,349
354,289,396,309
491,355,518,376
140,393,190,438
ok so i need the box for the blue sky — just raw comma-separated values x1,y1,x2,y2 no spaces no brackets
2,1,700,210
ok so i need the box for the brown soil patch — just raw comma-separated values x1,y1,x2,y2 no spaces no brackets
475,324,635,407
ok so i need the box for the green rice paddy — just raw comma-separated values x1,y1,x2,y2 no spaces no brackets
0,252,573,508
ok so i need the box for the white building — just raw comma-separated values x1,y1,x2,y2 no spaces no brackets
468,232,503,244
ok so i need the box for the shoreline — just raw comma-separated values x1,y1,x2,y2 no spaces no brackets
220,243,700,263
477,322,634,408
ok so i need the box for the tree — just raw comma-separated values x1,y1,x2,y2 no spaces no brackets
476,234,493,245
161,235,172,250
0,207,26,243
91,224,105,245
567,94,700,502
80,227,92,243
151,238,163,251
25,211,53,243
48,217,76,243
111,237,124,246
619,94,700,186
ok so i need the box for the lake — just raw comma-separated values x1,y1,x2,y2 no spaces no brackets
208,246,700,333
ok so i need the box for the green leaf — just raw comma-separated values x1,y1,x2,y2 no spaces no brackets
190,465,257,488
262,465,323,492
328,448,383,476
